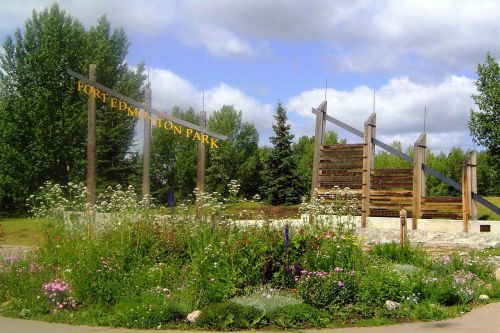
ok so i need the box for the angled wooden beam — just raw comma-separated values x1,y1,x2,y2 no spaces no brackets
67,69,228,141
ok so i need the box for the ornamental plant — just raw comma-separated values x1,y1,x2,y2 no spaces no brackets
297,268,357,308
42,279,76,310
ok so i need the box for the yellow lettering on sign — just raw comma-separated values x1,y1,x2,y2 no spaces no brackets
119,101,127,111
128,107,139,118
174,125,182,135
210,138,219,149
83,84,93,95
76,82,222,148
164,121,173,130
193,131,201,141
93,87,101,99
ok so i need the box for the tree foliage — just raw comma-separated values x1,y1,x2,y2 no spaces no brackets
150,107,199,203
261,103,303,205
469,53,500,160
0,4,144,212
206,105,259,197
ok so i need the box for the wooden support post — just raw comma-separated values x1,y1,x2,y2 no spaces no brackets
87,64,96,229
196,111,207,218
469,151,477,220
142,84,152,203
412,133,426,230
361,113,376,228
197,111,207,192
310,101,327,198
400,209,407,246
462,159,470,233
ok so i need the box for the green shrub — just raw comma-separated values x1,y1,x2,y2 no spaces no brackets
109,294,187,329
268,303,329,328
298,269,357,308
414,269,486,306
357,263,413,306
196,302,264,330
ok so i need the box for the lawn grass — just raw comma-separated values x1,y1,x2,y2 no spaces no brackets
0,217,42,246
477,197,500,221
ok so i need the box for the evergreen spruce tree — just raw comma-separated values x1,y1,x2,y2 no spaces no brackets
262,103,302,205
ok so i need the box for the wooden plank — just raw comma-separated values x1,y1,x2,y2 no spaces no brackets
371,190,413,196
373,169,413,175
322,144,364,149
422,197,461,203
421,204,463,211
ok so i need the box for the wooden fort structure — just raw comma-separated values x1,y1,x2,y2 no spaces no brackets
310,101,500,232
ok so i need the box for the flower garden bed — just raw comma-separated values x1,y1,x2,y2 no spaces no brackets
0,183,498,330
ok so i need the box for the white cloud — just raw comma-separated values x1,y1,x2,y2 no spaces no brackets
2,1,497,67
146,68,274,142
286,75,477,152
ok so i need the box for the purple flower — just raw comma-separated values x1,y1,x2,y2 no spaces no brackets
284,224,289,248
337,281,345,288
334,267,343,273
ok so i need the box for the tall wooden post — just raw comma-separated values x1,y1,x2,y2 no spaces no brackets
142,84,152,202
469,151,477,220
412,133,426,230
197,111,207,192
87,64,96,227
310,101,327,197
361,113,376,228
462,159,470,233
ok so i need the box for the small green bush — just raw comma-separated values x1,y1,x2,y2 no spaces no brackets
196,302,264,330
298,269,357,308
268,303,330,329
357,263,413,306
109,295,187,329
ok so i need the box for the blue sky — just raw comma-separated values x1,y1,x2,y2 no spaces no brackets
1,0,499,152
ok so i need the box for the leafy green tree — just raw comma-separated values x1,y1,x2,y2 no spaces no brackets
206,105,259,197
261,103,303,205
0,5,143,212
469,53,500,159
374,141,412,169
150,107,199,203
